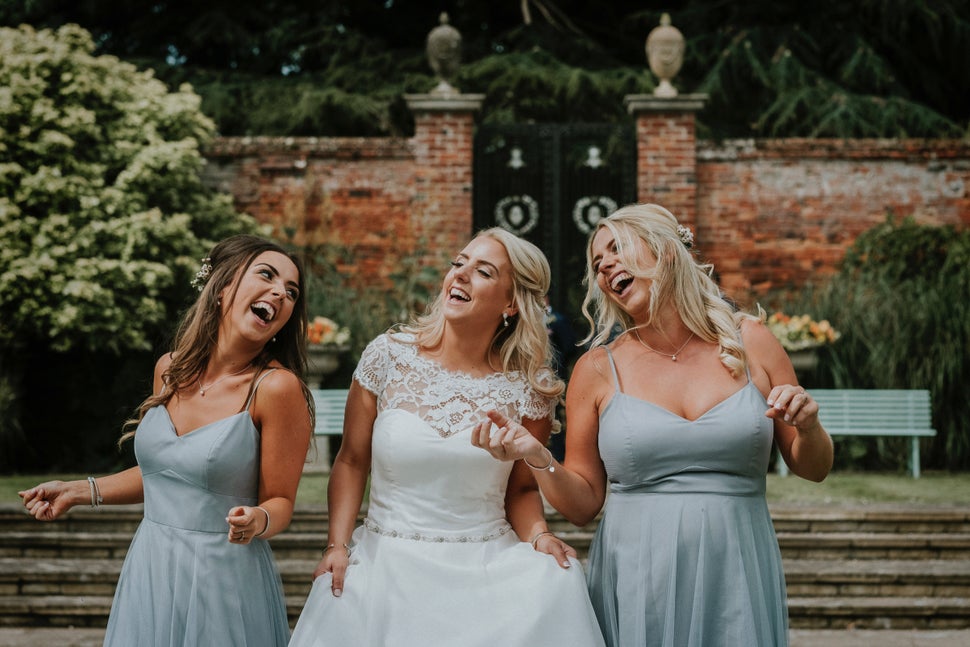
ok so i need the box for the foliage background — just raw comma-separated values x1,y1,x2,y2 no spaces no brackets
1,4,968,472
1,0,967,139
0,25,255,473
767,216,970,471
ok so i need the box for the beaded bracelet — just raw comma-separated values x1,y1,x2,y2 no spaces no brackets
87,476,103,508
523,447,556,473
322,543,352,558
254,506,271,537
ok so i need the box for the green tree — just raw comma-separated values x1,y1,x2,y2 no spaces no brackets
812,216,970,470
0,24,255,472
2,0,966,138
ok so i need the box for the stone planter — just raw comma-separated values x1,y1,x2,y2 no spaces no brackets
787,349,819,383
306,345,348,388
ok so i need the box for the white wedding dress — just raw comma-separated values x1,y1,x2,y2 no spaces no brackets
289,333,605,647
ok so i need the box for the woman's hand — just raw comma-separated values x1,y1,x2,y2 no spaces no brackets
313,544,352,597
19,480,84,521
226,505,269,545
766,384,822,433
531,531,577,570
471,410,548,465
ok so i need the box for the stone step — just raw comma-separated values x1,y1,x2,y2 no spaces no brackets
0,594,311,628
782,559,970,598
787,596,970,630
3,592,969,631
5,530,970,562
5,557,970,600
3,628,970,647
3,504,969,536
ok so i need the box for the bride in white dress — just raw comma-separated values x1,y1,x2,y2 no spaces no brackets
289,228,605,647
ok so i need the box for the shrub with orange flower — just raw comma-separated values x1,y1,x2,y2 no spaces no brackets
307,316,351,347
766,312,840,351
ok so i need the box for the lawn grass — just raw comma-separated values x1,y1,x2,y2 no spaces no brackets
4,470,968,508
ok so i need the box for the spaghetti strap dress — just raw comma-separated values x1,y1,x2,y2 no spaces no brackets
103,370,290,647
289,333,606,647
585,348,789,647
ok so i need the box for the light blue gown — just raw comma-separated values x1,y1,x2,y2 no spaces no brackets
585,349,789,647
103,372,290,647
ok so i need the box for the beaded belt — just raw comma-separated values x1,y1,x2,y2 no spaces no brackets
363,517,513,543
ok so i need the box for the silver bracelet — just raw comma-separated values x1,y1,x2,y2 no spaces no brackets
322,543,352,558
254,506,270,537
87,476,103,508
523,447,556,473
529,530,554,549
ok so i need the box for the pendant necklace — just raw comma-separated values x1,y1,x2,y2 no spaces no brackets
634,330,695,362
198,363,252,396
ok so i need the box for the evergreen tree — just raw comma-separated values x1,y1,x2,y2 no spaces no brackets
1,0,966,138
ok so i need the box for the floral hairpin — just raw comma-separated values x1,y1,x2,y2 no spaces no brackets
190,257,212,292
677,225,694,249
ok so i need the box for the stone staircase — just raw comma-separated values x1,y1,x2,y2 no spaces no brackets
1,504,968,632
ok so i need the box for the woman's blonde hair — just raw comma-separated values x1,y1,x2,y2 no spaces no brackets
581,203,755,376
402,227,564,400
121,235,314,443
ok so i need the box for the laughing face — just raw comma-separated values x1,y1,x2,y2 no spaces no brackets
442,235,517,330
590,226,657,319
221,251,301,345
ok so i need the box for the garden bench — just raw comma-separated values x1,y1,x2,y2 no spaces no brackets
309,388,349,469
776,389,935,478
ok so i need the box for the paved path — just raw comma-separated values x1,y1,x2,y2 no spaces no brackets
2,628,970,646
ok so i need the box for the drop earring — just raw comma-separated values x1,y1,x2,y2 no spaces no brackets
502,313,509,328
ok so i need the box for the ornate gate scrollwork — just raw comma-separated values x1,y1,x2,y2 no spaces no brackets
474,123,635,322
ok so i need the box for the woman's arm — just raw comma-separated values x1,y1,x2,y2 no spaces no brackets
229,368,313,543
504,416,576,569
472,348,610,527
315,380,377,594
19,467,144,520
743,319,834,482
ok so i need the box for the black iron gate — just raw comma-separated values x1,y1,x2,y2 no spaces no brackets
473,123,636,329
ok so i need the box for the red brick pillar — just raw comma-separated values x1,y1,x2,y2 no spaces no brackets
404,93,484,258
623,94,707,227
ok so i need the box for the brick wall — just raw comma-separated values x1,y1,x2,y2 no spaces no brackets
695,139,970,298
203,123,970,303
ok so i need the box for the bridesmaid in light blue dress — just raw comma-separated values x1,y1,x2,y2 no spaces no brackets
474,204,834,647
20,235,314,646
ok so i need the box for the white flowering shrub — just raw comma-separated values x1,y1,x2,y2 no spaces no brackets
0,24,254,354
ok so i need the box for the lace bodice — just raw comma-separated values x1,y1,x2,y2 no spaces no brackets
354,333,554,437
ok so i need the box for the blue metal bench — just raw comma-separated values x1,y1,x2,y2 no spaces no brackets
776,389,935,478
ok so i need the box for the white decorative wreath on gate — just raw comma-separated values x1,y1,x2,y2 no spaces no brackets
572,196,618,234
494,195,540,235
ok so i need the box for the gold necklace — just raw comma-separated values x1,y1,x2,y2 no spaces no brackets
198,363,252,396
634,330,695,362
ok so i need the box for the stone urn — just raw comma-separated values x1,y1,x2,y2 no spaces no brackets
426,12,462,96
645,13,685,98
306,345,348,388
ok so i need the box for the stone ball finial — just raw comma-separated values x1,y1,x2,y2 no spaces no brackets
426,12,462,96
645,13,685,98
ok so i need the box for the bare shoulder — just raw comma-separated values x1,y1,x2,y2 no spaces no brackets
571,345,611,380
154,353,174,374
568,345,616,399
256,367,305,401
741,317,785,355
740,316,796,386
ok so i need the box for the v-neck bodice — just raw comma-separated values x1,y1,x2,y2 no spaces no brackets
135,405,261,532
598,348,774,496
